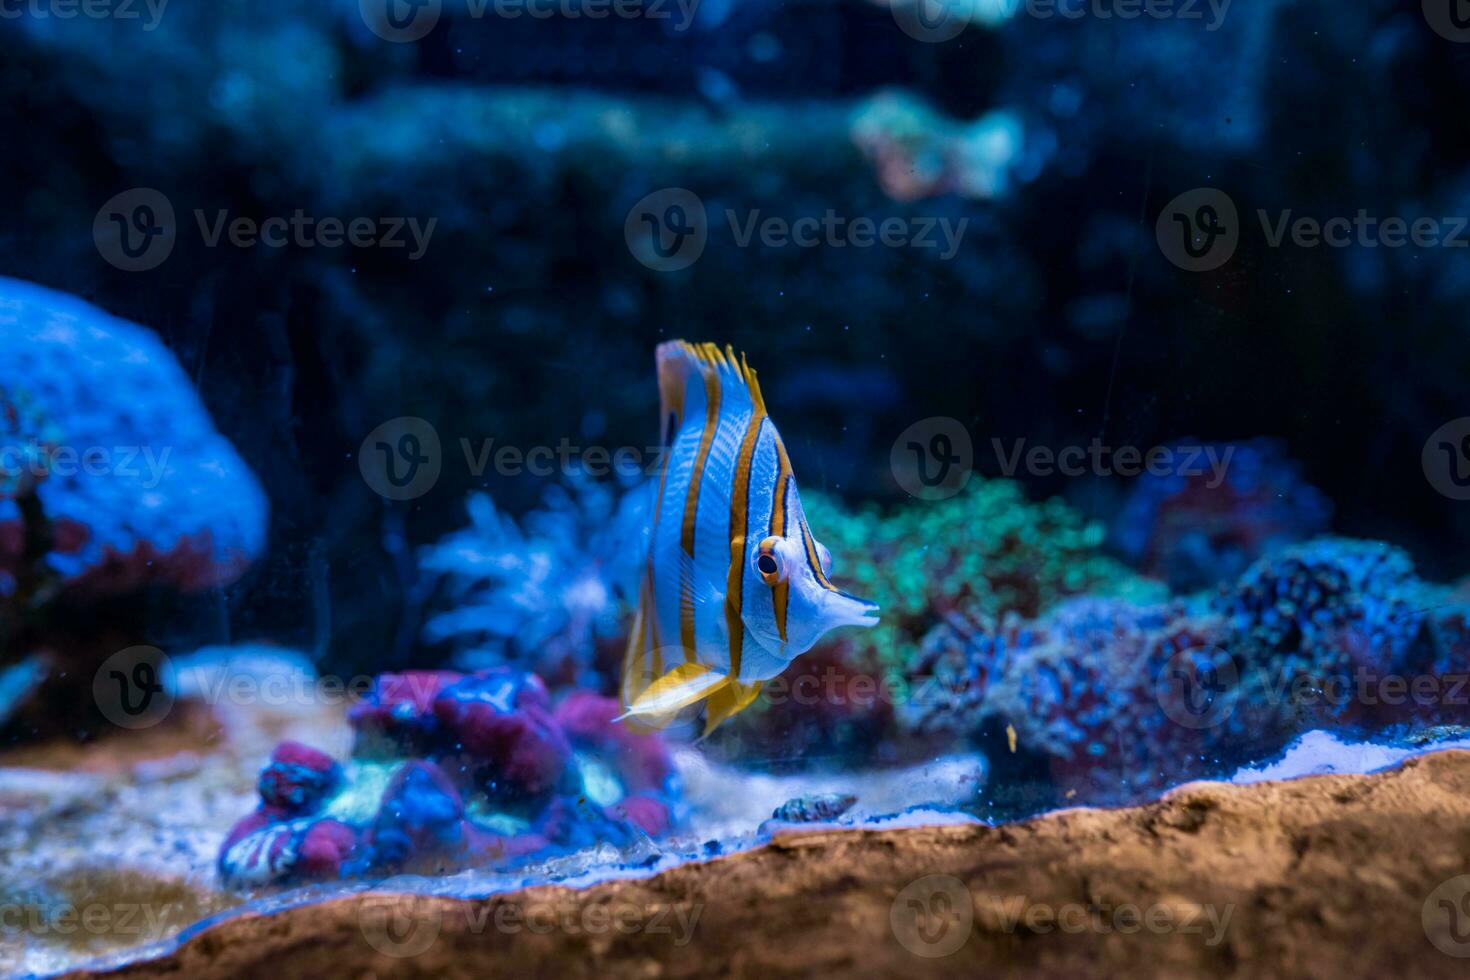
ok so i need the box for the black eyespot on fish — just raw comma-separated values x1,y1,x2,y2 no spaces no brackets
757,554,779,575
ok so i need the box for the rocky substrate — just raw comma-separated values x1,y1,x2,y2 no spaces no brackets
64,748,1470,979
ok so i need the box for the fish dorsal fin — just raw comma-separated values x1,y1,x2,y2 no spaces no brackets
656,341,766,446
621,662,730,719
701,679,764,738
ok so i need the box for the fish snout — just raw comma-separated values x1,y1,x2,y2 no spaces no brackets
826,591,880,629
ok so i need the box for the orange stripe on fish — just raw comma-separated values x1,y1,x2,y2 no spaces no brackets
679,347,724,662
620,339,878,736
769,436,794,643
801,521,838,593
725,360,767,681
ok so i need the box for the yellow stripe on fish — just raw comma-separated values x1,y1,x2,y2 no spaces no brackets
619,341,880,735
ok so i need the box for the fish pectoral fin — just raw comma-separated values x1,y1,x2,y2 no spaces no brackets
675,543,725,610
621,663,730,719
701,680,763,739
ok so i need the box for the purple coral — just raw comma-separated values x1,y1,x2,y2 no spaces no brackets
1215,537,1424,678
1110,440,1331,592
904,536,1460,807
220,669,678,889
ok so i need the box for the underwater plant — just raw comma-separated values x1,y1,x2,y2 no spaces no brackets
418,477,649,690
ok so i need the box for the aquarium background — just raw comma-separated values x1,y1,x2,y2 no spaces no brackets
4,0,1468,676
4,0,1470,972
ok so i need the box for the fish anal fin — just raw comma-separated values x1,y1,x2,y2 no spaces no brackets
702,679,763,738
623,662,729,720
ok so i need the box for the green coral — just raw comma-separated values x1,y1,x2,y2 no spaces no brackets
804,479,1164,678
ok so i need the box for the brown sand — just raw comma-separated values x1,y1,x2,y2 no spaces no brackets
61,748,1470,979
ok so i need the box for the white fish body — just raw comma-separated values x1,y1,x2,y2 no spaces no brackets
620,341,879,734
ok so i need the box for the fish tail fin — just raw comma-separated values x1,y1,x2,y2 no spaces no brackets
700,679,763,739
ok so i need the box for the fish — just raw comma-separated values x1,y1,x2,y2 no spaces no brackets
620,341,879,735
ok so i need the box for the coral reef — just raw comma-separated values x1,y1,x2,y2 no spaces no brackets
218,668,677,888
702,480,1164,769
0,277,267,600
850,92,1034,201
0,278,268,734
904,537,1469,806
1109,440,1332,592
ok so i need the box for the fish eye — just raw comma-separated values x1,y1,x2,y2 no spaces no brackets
754,537,787,585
